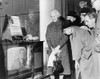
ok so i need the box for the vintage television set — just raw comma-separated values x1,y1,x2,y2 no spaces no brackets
4,41,43,79
6,46,30,79
2,15,43,79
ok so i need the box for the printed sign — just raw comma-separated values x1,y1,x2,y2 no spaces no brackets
9,16,22,36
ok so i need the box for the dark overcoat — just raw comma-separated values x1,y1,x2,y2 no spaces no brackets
46,21,71,75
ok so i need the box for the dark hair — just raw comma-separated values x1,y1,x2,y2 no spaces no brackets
86,9,96,19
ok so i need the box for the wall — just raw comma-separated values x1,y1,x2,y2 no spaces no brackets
55,0,61,14
40,0,55,66
1,0,39,15
54,0,66,17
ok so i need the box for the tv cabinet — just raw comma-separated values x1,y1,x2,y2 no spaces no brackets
2,40,43,79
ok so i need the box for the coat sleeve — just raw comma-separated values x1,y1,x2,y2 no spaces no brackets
59,33,68,49
70,27,84,61
46,25,52,52
81,31,93,60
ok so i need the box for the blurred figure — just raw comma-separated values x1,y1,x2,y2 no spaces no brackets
25,9,39,40
91,0,100,12
78,0,92,15
79,0,87,9
46,9,71,79
91,0,100,79
91,0,100,35
91,0,100,40
24,9,39,70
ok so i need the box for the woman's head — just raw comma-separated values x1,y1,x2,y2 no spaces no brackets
79,0,87,8
28,9,35,21
84,11,96,28
50,9,61,22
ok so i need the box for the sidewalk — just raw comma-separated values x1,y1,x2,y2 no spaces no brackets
26,66,75,79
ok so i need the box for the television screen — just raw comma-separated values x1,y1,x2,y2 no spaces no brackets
7,47,27,71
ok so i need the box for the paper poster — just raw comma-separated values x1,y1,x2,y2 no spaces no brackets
9,16,22,36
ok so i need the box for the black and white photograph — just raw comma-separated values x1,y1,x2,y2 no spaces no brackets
0,0,100,79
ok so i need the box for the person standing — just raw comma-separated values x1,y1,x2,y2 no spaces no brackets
63,10,99,79
46,9,71,79
91,0,100,78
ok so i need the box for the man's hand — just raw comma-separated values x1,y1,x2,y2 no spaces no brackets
63,27,73,35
